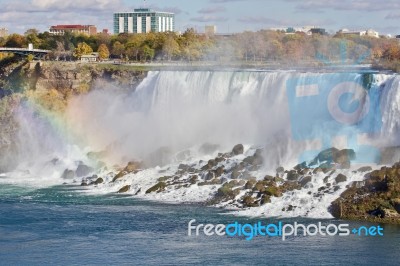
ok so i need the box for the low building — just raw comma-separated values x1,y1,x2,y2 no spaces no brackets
365,29,379,38
49,25,97,35
337,28,379,38
309,28,327,35
80,53,99,62
205,25,217,37
0,27,8,38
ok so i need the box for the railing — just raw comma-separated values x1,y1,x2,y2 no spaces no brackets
0,47,50,53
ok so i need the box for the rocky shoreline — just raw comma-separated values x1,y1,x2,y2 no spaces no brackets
75,143,400,224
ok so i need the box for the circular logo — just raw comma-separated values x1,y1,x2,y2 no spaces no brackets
327,82,369,125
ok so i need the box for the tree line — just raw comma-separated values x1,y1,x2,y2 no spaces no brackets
0,28,399,67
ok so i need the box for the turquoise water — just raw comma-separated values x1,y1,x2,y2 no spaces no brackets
0,184,399,265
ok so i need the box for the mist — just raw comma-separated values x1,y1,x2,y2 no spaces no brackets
6,70,400,178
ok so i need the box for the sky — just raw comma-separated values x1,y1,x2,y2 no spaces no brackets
0,0,399,35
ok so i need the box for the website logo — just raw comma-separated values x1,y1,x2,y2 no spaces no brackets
188,220,384,241
286,42,381,165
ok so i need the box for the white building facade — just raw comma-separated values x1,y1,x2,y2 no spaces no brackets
114,9,174,34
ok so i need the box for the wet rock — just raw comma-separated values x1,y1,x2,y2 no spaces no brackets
357,166,373,172
231,169,240,179
276,166,285,176
205,171,215,180
201,159,217,171
286,170,299,181
260,195,271,204
283,205,295,212
253,181,266,192
215,157,225,163
243,149,263,166
323,176,329,183
76,163,94,177
369,207,399,218
245,178,257,189
118,185,131,193
329,200,343,218
134,188,141,195
264,186,282,197
240,171,251,180
125,161,142,172
299,176,312,187
112,161,142,182
189,175,198,184
263,175,274,181
178,164,190,172
334,149,355,168
214,166,224,177
320,164,333,173
313,168,323,174
274,177,284,183
310,147,355,169
350,181,365,188
238,180,246,186
232,144,244,155
391,198,400,213
335,174,347,183
242,195,257,207
158,176,173,182
294,162,307,171
216,183,240,199
145,182,166,194
61,169,75,179
280,181,301,192
310,148,339,165
112,171,128,182
382,208,400,218
93,177,104,185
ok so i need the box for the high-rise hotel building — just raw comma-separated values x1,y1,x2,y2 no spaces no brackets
113,9,175,34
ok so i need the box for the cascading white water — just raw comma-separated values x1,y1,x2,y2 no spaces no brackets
65,71,400,168
2,70,400,217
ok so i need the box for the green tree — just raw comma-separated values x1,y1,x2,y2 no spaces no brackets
141,45,155,61
73,42,93,59
162,35,180,60
26,54,34,62
97,44,110,60
111,41,125,58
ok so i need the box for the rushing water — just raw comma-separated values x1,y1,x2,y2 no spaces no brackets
1,70,400,264
0,184,399,265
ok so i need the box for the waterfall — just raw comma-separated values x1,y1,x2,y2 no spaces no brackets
2,70,400,217
79,70,396,168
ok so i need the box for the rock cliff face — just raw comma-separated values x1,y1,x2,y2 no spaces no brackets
0,60,148,171
26,61,147,92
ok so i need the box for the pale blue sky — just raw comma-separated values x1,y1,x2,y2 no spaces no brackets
0,0,399,35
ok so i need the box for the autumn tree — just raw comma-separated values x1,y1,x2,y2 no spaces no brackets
5,34,27,48
73,42,93,59
97,44,110,60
